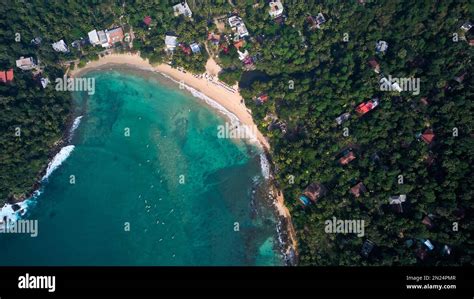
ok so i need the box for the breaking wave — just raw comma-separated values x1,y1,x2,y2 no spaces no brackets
42,145,75,181
68,115,83,142
0,116,80,225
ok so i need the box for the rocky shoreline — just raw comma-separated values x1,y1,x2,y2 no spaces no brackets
7,113,77,205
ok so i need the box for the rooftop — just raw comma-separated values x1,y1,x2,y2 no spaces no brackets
268,0,284,19
350,182,367,197
52,39,69,53
173,2,192,18
165,35,178,50
355,98,379,116
419,129,435,144
339,150,356,165
335,112,350,125
0,69,14,83
302,182,327,203
376,40,388,53
190,42,201,53
16,57,36,70
106,27,124,45
368,57,380,73
361,240,375,258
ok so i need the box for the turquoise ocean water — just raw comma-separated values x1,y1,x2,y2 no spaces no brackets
0,68,282,266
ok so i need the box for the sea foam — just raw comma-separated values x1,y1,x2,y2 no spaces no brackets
42,145,75,181
68,115,83,142
0,134,77,225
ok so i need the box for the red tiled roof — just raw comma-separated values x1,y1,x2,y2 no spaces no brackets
108,28,124,44
234,39,244,49
0,69,14,83
258,94,269,102
350,182,366,197
339,151,356,165
356,102,373,115
421,129,435,144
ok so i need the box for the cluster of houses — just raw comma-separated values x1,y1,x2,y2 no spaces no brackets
293,21,472,260
297,175,452,260
162,3,201,56
14,56,50,88
49,26,127,54
9,24,127,89
165,33,201,56
88,27,125,49
212,1,287,70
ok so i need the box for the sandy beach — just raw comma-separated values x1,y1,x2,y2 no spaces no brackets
70,53,298,262
71,53,269,150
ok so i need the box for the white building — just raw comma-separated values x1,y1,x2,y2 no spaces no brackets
228,16,249,38
173,2,192,18
165,35,178,51
52,40,69,53
190,43,201,53
461,21,472,31
88,30,101,45
268,0,284,19
376,40,388,53
16,57,37,70
228,16,241,27
97,30,109,48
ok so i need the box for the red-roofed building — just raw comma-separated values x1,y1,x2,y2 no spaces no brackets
106,27,124,45
143,16,152,26
339,151,356,165
420,129,435,144
220,43,229,54
0,69,14,83
234,39,244,49
368,57,380,73
355,98,379,116
350,182,367,197
179,43,191,55
257,94,269,104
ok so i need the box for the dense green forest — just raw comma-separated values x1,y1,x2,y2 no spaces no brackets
0,0,472,265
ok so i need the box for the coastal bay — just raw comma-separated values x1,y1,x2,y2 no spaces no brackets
0,67,286,265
